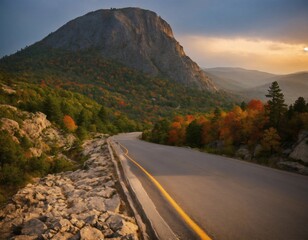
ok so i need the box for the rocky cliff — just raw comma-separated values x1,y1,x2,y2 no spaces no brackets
0,104,75,158
40,7,216,91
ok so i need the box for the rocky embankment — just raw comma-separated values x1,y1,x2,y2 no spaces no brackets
0,137,139,240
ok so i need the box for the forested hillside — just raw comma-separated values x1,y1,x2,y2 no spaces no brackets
0,45,236,124
0,79,137,204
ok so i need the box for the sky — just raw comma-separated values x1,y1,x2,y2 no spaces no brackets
0,0,307,74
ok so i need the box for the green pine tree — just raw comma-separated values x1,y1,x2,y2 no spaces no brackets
293,97,307,113
186,120,202,147
266,81,287,129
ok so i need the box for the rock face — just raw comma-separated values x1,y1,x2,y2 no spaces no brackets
235,145,252,160
289,131,308,163
0,104,76,156
0,137,139,240
41,7,216,91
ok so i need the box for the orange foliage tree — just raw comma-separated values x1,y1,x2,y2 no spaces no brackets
261,127,281,154
63,115,78,132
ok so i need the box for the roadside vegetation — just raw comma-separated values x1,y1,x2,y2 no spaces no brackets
0,78,136,205
143,82,308,168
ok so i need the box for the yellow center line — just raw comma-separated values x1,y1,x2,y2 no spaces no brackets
118,142,212,240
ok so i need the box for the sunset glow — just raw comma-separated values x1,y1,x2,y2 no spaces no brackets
178,35,308,74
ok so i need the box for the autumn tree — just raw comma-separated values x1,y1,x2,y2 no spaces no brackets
243,100,267,146
167,116,188,145
201,118,213,145
261,127,281,154
247,99,264,112
265,81,287,129
63,115,78,132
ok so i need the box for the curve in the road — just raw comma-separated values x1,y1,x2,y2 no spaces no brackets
119,142,212,240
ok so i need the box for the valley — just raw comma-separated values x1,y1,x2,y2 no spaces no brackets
204,67,308,104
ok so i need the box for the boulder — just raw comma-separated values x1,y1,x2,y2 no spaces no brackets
21,218,47,236
290,131,308,162
84,214,98,225
67,199,89,214
278,161,308,175
86,197,106,212
53,218,72,232
70,218,85,229
22,112,51,139
253,144,263,157
236,145,252,160
118,221,138,236
51,232,75,240
79,226,104,240
107,215,124,231
105,195,121,213
101,187,116,198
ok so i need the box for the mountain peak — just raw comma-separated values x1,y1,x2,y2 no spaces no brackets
40,8,216,91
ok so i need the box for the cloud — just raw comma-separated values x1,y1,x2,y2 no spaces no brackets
170,0,308,44
178,35,308,74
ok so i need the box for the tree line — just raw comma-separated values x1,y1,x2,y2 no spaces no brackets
143,81,308,164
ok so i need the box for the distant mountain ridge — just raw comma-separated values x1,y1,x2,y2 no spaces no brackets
204,67,308,104
40,8,216,91
204,67,276,90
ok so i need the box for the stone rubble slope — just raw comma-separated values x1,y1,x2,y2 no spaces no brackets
0,137,139,240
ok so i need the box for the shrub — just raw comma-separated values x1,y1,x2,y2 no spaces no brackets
51,157,74,173
0,164,25,186
28,155,51,176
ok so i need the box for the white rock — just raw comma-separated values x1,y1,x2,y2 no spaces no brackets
86,197,106,212
105,195,121,213
22,112,51,139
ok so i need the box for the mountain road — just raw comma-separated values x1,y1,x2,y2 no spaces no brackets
113,132,308,240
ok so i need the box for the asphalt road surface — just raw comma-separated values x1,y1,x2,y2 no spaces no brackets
114,133,308,240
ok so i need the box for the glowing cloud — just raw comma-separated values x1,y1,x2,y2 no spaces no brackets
177,35,308,74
